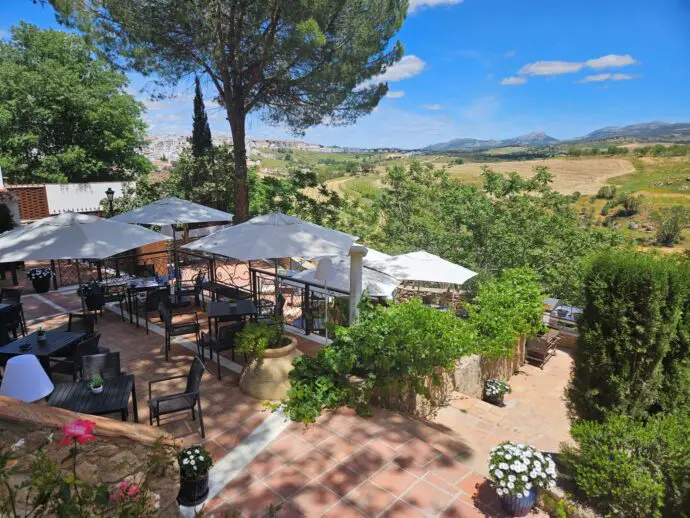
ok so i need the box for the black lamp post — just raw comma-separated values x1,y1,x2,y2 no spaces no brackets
105,187,115,217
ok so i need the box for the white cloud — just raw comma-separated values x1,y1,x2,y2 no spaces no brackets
368,55,427,84
577,73,640,84
423,104,444,110
386,90,405,99
585,54,637,69
501,76,527,86
409,0,463,13
519,61,584,76
517,54,638,78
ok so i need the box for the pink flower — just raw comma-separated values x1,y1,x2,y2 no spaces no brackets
110,480,141,502
58,419,97,446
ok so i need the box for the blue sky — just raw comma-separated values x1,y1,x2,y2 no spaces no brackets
2,0,689,148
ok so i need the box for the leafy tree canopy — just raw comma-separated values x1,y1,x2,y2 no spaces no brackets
51,0,408,221
0,23,150,184
349,162,623,302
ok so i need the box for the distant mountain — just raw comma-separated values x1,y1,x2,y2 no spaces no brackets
575,121,690,141
425,132,559,152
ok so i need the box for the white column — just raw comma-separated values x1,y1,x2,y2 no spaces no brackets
348,244,368,325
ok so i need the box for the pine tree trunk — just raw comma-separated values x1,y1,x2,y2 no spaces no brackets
229,107,249,223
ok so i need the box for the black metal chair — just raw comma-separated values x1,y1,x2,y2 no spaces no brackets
158,303,200,361
148,356,206,438
200,322,246,380
136,286,169,334
3,305,25,340
178,272,205,307
0,288,26,336
81,351,124,380
49,333,102,381
103,284,126,321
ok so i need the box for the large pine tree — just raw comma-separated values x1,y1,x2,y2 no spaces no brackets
191,76,212,158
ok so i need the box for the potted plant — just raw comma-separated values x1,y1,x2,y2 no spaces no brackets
489,442,557,516
37,327,47,343
27,267,53,293
177,445,213,506
484,379,511,406
89,374,104,394
236,317,301,400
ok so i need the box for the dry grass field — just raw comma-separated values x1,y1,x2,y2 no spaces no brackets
445,158,636,194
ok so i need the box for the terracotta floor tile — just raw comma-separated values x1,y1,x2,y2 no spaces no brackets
263,466,312,499
290,448,338,479
371,464,419,496
214,425,251,451
225,479,283,518
318,434,359,461
246,450,284,479
217,469,256,500
442,498,487,518
395,437,443,468
270,433,313,461
381,501,428,518
403,479,457,516
378,426,415,450
292,424,335,445
345,481,396,516
266,502,307,518
391,456,428,478
321,500,366,518
318,464,367,497
365,439,399,460
427,456,472,486
456,472,488,498
289,483,341,517
342,447,386,478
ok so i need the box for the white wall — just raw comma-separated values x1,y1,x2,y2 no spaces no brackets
45,181,131,214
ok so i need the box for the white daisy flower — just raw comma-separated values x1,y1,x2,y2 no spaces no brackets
508,475,516,482
507,482,514,489
183,459,189,465
523,490,530,497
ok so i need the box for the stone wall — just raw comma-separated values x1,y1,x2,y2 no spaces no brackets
0,396,180,516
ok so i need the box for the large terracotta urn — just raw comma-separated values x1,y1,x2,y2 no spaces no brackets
239,336,301,400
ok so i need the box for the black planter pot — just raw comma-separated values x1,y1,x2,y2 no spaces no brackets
177,473,209,506
484,393,505,406
499,487,537,516
31,276,51,294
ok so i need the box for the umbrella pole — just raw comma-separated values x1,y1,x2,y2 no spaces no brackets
76,260,85,313
324,280,329,344
173,231,180,301
274,258,279,309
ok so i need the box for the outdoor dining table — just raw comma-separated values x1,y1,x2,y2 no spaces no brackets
0,303,12,312
206,300,257,338
48,374,138,422
0,331,85,377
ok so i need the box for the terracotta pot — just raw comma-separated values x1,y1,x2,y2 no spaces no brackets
239,336,301,400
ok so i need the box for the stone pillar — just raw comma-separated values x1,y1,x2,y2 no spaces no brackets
348,244,368,325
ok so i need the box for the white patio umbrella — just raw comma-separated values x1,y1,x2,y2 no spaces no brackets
111,197,233,291
183,212,356,260
0,212,171,309
183,212,357,298
110,196,233,226
291,256,399,299
366,250,478,286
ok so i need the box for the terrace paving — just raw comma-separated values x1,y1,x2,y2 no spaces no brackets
5,282,567,517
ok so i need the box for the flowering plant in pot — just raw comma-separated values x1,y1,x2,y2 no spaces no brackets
177,445,213,506
236,317,300,400
489,442,557,517
484,379,511,406
89,374,104,394
27,267,53,293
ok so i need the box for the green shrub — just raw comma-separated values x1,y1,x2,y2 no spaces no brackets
596,185,617,199
652,206,690,246
567,250,690,421
618,192,643,216
562,414,690,518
